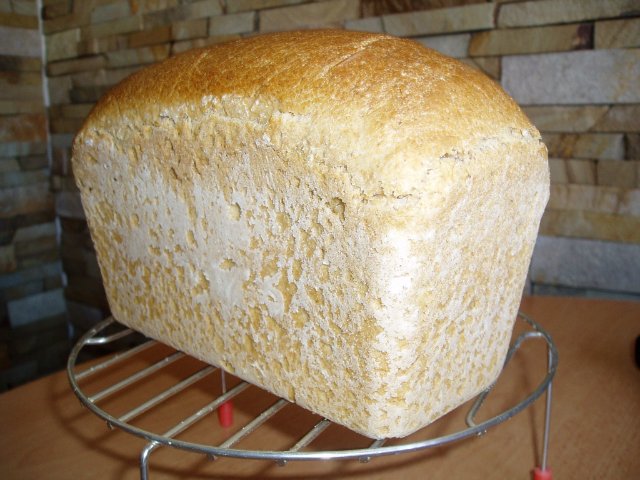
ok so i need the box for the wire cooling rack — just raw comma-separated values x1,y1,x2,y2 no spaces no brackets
67,312,557,479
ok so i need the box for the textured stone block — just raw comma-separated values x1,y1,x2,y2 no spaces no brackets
43,1,71,20
345,16,384,33
0,182,53,219
0,113,46,143
0,244,16,274
523,105,608,133
596,17,640,49
0,84,42,102
260,0,359,32
0,11,38,29
47,55,107,77
55,191,85,219
171,18,207,40
82,14,142,39
77,34,128,56
416,33,470,58
209,11,255,36
0,141,45,157
106,44,170,68
46,75,71,106
128,26,172,48
627,133,640,159
383,3,494,37
548,184,640,217
498,0,638,28
469,23,591,57
0,169,48,188
543,133,624,160
0,54,40,72
548,158,596,185
540,209,640,243
144,0,222,29
459,56,500,80
228,0,305,14
503,50,640,105
13,222,56,243
531,235,640,294
90,0,132,24
598,160,638,189
46,28,81,62
71,66,139,88
0,261,61,290
593,105,640,133
7,288,66,328
0,26,41,57
17,155,47,171
0,100,43,115
0,158,19,173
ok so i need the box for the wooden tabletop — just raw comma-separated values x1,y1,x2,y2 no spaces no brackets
1,295,639,480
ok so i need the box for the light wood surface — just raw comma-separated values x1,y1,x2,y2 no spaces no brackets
1,296,639,480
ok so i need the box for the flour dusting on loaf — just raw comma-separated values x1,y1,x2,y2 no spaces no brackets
72,30,549,438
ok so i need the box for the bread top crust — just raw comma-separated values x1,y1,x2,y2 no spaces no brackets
76,29,541,194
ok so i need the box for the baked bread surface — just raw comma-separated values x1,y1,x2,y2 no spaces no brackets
73,30,549,438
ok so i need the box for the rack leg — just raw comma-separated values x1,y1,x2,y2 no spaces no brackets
534,349,554,480
140,442,159,480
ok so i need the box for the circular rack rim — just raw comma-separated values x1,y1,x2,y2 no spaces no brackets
67,312,558,463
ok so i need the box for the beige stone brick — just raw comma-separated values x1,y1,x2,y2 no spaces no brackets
543,133,625,160
345,16,384,33
540,209,640,243
0,55,41,72
596,17,640,49
82,14,143,40
383,3,494,37
46,75,72,105
498,0,638,28
46,28,81,62
106,44,170,68
523,106,608,133
43,2,71,20
0,12,38,29
172,18,208,40
627,133,640,159
0,70,41,87
138,0,179,14
71,66,140,88
43,14,90,35
0,182,53,218
598,160,638,189
209,11,255,36
260,0,359,32
0,158,20,173
144,0,222,29
593,106,640,133
228,0,305,14
49,117,84,134
0,244,17,274
9,0,38,16
55,103,94,119
470,23,591,57
77,34,129,55
0,169,48,188
90,0,132,24
0,84,42,101
416,33,470,59
0,113,46,143
128,26,172,48
548,184,640,217
47,55,107,77
548,158,597,185
503,50,640,105
55,191,85,219
459,56,500,80
0,26,41,57
0,100,42,115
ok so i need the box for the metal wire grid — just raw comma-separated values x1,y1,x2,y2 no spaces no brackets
67,312,557,479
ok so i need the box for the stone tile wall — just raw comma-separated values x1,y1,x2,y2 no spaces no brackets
1,0,639,387
0,0,67,390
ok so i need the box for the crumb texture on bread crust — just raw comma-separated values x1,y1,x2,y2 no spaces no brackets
72,30,549,438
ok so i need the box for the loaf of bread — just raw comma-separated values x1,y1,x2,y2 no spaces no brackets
72,30,549,439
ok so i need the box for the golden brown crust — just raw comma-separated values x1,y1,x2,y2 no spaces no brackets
81,30,538,170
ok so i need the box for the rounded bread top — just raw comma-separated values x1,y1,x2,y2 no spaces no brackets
78,30,541,193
